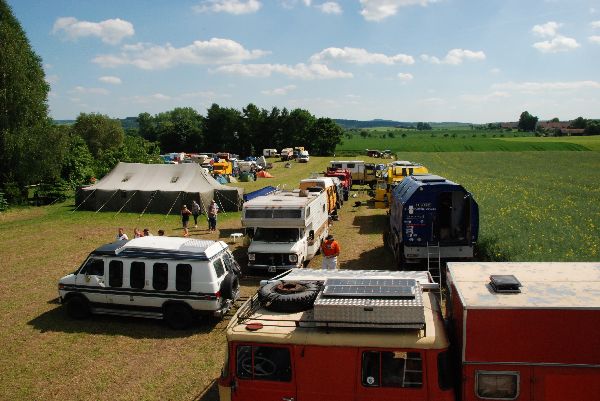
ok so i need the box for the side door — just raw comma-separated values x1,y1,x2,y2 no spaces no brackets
232,344,296,401
75,257,107,304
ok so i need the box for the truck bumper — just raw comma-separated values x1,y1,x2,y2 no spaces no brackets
212,299,234,318
248,263,299,271
404,245,474,260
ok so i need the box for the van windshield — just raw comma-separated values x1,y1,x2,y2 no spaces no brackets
254,228,299,242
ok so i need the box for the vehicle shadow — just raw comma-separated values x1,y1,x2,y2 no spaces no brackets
339,245,396,271
193,379,219,401
352,214,388,234
28,299,220,339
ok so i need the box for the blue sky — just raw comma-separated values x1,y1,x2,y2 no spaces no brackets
8,0,600,122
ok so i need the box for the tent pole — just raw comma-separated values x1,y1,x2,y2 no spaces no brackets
165,191,182,220
114,190,138,217
96,190,119,213
214,191,228,217
139,190,158,219
71,189,96,213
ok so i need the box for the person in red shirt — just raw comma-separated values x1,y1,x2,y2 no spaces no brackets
321,234,340,270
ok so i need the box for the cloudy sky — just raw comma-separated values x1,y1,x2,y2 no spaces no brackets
8,0,600,123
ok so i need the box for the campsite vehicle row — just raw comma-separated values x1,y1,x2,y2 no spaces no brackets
58,237,242,329
218,262,600,401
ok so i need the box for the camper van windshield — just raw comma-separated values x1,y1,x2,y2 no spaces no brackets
254,228,299,242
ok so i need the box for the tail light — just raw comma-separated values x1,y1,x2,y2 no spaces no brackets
215,291,221,298
58,283,65,290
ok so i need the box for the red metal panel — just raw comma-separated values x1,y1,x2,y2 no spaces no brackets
464,309,600,364
532,365,600,401
294,345,357,401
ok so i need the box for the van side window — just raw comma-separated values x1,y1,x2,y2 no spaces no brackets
213,259,226,278
130,262,145,289
362,351,422,388
236,345,292,382
153,263,169,291
475,371,519,399
176,264,192,292
108,260,123,287
83,258,104,276
347,163,355,168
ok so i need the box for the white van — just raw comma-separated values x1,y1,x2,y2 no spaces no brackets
298,150,310,163
58,237,241,329
242,190,329,272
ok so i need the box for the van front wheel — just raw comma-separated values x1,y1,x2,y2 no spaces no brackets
66,295,91,319
164,304,193,330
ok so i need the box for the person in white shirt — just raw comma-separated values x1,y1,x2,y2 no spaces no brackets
116,227,129,241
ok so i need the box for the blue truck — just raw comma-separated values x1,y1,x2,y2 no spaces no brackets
387,174,479,267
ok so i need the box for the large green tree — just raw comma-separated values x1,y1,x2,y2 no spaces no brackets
72,113,124,158
0,0,60,200
518,111,538,132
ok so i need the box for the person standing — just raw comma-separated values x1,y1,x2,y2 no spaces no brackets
208,200,219,232
134,227,143,238
116,227,129,241
181,205,192,230
143,228,153,236
191,200,201,228
321,234,340,270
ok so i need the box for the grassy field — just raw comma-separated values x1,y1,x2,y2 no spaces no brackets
337,132,599,153
0,150,599,400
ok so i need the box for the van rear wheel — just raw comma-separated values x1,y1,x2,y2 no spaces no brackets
66,295,91,319
164,304,193,330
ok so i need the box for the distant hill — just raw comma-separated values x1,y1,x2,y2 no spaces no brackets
334,119,472,130
53,117,139,130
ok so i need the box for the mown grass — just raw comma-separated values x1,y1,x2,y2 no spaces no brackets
0,151,598,400
337,132,598,153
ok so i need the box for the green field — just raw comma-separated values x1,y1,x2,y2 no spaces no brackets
337,131,599,153
0,151,599,400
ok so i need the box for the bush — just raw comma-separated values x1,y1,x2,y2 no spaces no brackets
0,192,8,212
33,180,70,206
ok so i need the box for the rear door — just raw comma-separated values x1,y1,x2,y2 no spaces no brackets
232,344,296,401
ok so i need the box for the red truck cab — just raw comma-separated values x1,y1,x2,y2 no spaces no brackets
325,167,352,201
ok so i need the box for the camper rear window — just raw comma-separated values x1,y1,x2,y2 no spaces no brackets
475,371,519,400
362,351,423,388
236,345,292,382
245,209,301,219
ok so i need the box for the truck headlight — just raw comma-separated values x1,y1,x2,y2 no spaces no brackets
248,253,255,261
289,254,298,263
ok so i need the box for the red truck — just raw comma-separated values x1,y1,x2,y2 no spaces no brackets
325,167,352,201
217,262,600,401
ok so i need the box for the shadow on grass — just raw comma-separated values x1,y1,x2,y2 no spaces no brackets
28,303,219,339
352,214,388,235
193,379,219,401
339,245,395,270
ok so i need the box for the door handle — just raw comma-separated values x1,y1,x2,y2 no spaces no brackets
282,398,295,401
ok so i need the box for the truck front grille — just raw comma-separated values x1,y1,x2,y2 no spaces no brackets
252,253,288,266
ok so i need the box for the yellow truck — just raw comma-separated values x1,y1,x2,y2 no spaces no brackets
373,161,429,208
212,159,233,176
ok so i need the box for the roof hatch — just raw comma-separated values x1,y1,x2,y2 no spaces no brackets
489,274,522,293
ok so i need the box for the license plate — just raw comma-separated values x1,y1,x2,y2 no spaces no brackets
268,266,277,273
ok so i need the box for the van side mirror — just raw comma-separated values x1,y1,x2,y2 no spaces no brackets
246,228,254,238
309,230,315,240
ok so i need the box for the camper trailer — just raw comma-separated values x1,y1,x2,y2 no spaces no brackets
299,177,338,216
262,149,278,158
280,148,294,161
329,160,381,187
242,190,329,272
387,174,478,266
218,262,600,401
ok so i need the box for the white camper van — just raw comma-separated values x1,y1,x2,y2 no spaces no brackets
58,237,241,329
242,190,329,272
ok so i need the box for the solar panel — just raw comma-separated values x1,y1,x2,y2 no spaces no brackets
323,278,417,298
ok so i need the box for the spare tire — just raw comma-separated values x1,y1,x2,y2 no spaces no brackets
220,273,240,300
258,281,321,312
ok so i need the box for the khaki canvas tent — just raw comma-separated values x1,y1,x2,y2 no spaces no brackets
76,162,242,214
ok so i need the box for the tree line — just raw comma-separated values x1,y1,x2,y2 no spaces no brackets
136,104,343,157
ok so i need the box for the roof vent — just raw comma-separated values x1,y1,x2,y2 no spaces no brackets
489,275,522,293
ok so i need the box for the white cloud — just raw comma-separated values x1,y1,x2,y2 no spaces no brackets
129,93,172,104
316,2,342,14
590,20,600,29
490,68,501,74
421,49,485,65
492,80,600,93
418,97,445,106
532,35,580,53
310,47,414,65
397,72,413,81
52,17,134,45
93,38,269,70
262,85,297,95
360,0,440,22
589,35,600,44
71,86,110,95
213,63,352,79
193,0,261,14
99,76,122,85
45,74,59,85
531,21,562,37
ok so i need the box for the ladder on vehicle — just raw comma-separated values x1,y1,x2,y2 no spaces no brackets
427,242,442,294
401,353,423,388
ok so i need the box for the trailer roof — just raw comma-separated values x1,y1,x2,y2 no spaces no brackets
227,270,448,349
448,262,600,310
93,237,228,260
243,190,321,208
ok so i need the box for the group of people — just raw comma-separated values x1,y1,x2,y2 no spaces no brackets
180,199,219,237
116,227,165,241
